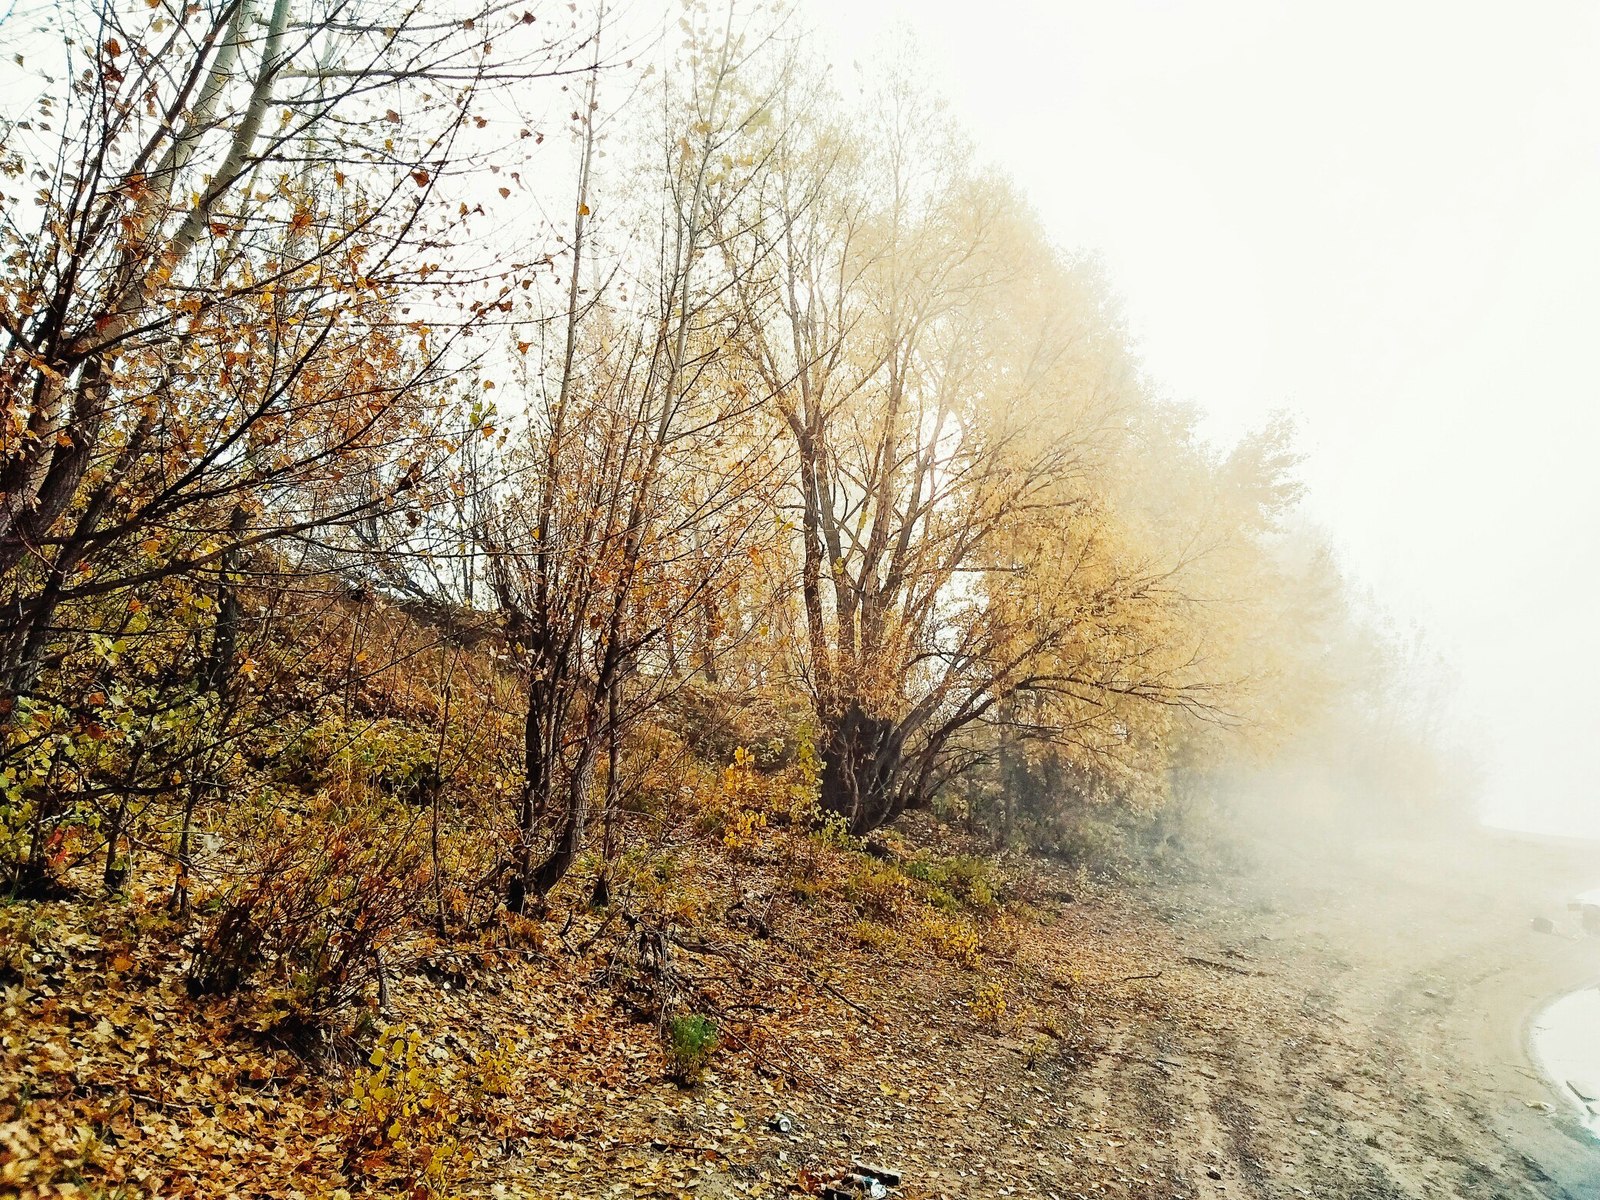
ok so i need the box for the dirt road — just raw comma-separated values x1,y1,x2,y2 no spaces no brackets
615,826,1600,1200
1056,828,1600,1198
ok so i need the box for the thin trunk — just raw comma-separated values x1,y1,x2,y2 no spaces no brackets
173,505,247,914
590,678,622,908
0,0,291,573
527,738,599,897
172,780,202,918
431,668,455,935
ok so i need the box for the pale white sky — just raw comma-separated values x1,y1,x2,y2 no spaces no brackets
807,0,1600,837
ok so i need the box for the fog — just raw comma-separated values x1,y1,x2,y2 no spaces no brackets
806,0,1600,839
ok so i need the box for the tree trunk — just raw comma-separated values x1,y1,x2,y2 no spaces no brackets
511,657,555,912
526,742,598,897
590,678,623,908
175,509,247,915
818,704,907,835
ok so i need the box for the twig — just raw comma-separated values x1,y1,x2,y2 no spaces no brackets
813,973,874,1019
1182,955,1261,977
1101,1049,1219,1081
619,1136,727,1157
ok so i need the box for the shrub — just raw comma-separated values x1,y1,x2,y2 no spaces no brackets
848,919,899,955
842,859,913,922
0,903,57,985
722,807,768,854
275,718,441,807
900,853,1002,911
623,848,713,926
970,978,1006,1024
667,683,811,771
709,741,824,852
918,912,982,970
344,1024,460,1195
187,799,429,1039
664,1013,718,1082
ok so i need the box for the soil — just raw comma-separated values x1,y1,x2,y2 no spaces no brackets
514,825,1600,1200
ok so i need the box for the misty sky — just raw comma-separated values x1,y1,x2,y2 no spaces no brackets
806,0,1600,837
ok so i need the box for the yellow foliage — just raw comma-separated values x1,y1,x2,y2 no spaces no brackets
345,1024,460,1196
918,913,983,970
970,979,1007,1024
848,918,900,955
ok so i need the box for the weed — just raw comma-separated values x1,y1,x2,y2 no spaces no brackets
970,978,1006,1024
664,1012,718,1082
919,912,982,970
848,918,899,954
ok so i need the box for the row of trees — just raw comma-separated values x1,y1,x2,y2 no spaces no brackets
0,0,1456,915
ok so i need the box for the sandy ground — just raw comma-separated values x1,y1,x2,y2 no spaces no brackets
569,824,1600,1200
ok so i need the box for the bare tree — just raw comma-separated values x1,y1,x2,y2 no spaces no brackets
482,5,783,906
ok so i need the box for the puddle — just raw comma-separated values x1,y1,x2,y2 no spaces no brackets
1532,891,1600,1138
